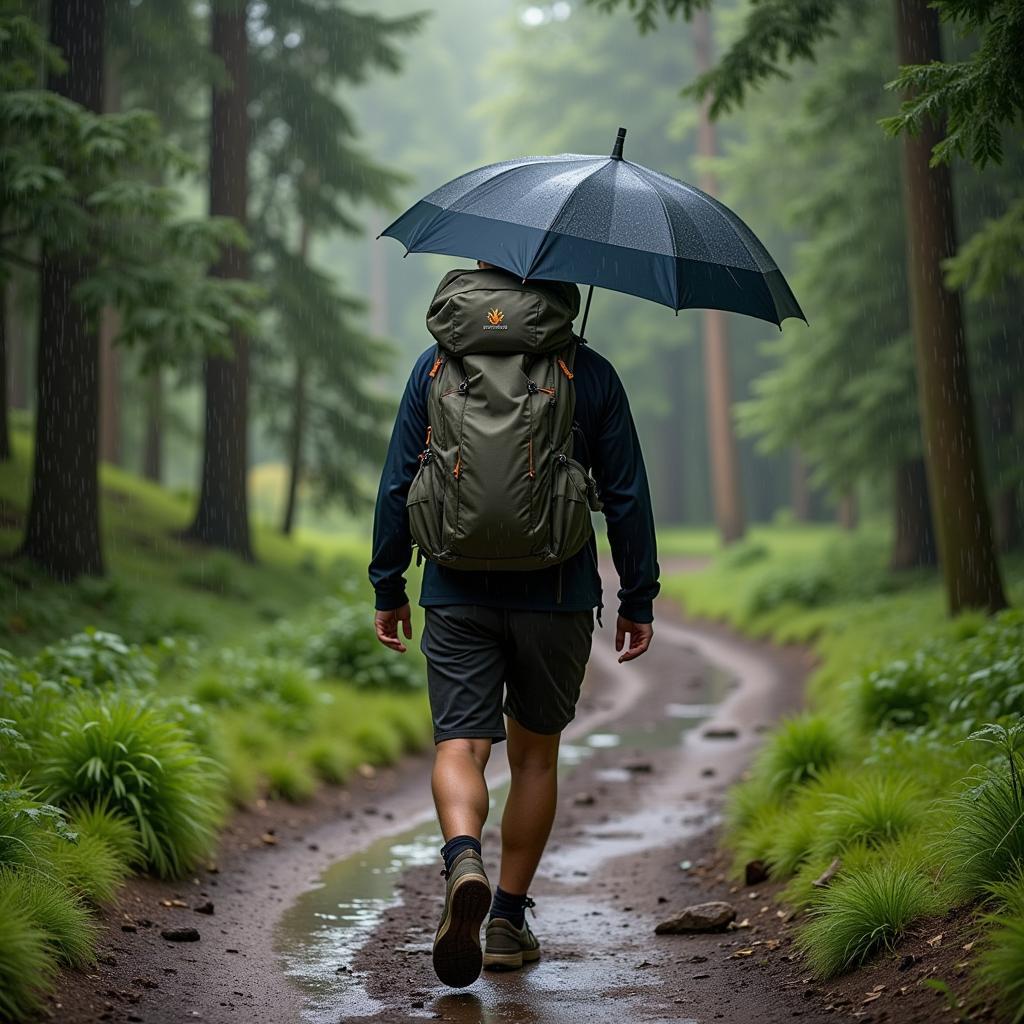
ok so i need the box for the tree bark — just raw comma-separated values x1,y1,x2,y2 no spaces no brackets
20,0,105,579
182,0,253,559
893,0,1006,613
889,456,937,570
98,58,121,466
694,8,745,544
282,219,311,537
6,274,28,412
142,370,163,483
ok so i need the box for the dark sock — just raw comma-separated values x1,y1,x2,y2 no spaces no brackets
489,886,529,928
440,834,481,874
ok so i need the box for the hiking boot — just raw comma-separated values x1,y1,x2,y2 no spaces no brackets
432,849,491,988
482,901,541,971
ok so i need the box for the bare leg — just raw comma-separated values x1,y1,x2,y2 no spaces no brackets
499,718,561,893
432,737,493,840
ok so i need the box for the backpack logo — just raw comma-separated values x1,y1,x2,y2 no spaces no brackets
483,308,508,330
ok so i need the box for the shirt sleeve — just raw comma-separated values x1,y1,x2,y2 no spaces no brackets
367,353,431,611
589,364,661,623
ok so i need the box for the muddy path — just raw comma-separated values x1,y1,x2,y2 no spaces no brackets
49,561,830,1024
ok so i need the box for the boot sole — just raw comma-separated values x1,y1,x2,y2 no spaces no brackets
432,874,491,988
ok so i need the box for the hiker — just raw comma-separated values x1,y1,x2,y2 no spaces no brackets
368,261,660,988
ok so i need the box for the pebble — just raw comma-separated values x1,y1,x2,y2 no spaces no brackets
161,928,201,943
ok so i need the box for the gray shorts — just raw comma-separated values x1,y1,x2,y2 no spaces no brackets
420,605,595,744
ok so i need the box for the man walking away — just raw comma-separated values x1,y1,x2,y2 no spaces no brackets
369,261,660,988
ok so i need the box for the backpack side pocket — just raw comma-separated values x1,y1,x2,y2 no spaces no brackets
407,455,445,561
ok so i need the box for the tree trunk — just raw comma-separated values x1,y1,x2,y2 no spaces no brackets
893,0,1006,613
182,0,253,559
142,370,163,483
281,352,307,536
6,274,28,412
282,220,311,537
0,284,11,461
694,8,745,544
98,308,121,465
889,456,937,570
20,0,105,579
837,488,858,531
98,58,122,466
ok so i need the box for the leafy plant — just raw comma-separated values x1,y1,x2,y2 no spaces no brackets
264,756,316,803
942,722,1024,898
0,880,52,1020
32,628,158,691
816,774,927,855
974,868,1024,1024
38,694,223,877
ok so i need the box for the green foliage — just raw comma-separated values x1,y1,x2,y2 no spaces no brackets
795,861,938,976
305,599,423,690
351,719,404,765
68,799,141,867
0,865,95,968
718,539,770,570
32,629,158,691
177,554,252,599
942,723,1024,898
265,756,316,804
975,867,1024,1023
0,881,53,1020
305,739,358,785
753,712,848,797
816,775,927,855
38,694,223,878
46,832,130,905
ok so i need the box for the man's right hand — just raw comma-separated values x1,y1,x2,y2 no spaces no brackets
615,616,653,663
375,603,413,654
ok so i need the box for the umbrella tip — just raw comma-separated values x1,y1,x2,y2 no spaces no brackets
611,126,627,160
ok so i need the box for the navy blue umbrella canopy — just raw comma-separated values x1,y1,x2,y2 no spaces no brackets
380,128,805,330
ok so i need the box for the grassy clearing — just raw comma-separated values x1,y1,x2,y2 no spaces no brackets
0,427,431,1019
663,524,1024,1011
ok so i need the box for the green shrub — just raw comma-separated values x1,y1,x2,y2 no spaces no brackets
306,740,358,785
744,563,835,618
753,713,849,797
718,540,769,571
0,882,52,1020
47,832,129,904
943,723,1024,898
796,861,938,977
854,652,940,729
68,799,141,866
974,869,1024,1024
352,719,404,765
33,629,157,691
265,756,316,803
305,599,423,690
0,787,76,869
816,774,927,855
0,866,95,968
38,694,223,878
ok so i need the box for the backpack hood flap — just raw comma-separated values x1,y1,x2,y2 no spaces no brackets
426,267,581,355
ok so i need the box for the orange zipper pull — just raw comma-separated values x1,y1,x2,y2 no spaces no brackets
425,425,432,446
557,358,574,380
453,448,462,479
428,356,443,378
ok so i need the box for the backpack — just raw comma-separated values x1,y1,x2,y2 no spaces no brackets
407,267,602,571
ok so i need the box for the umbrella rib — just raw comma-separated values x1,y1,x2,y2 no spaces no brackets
622,161,680,311
632,162,765,275
520,159,611,281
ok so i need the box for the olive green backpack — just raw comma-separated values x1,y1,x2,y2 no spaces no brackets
407,267,602,571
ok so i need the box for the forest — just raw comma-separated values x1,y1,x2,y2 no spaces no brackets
0,0,1022,1021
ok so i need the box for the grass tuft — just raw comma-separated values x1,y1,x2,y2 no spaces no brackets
0,881,53,1020
796,860,938,977
753,712,849,798
39,694,224,878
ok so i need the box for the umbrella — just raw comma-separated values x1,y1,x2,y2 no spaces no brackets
379,127,806,335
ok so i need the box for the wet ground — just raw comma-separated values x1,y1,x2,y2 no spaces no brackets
49,562,835,1024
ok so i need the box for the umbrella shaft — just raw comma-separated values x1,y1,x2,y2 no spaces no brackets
580,284,594,341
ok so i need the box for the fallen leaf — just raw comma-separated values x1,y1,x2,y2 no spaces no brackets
962,941,975,952
729,948,754,958
261,833,278,846
862,992,882,1004
927,933,943,947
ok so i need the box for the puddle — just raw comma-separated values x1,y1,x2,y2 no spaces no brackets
275,656,735,1021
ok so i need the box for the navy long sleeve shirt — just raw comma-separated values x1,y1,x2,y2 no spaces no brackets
368,339,660,623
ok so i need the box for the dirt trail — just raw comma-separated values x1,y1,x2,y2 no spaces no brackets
49,561,833,1024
